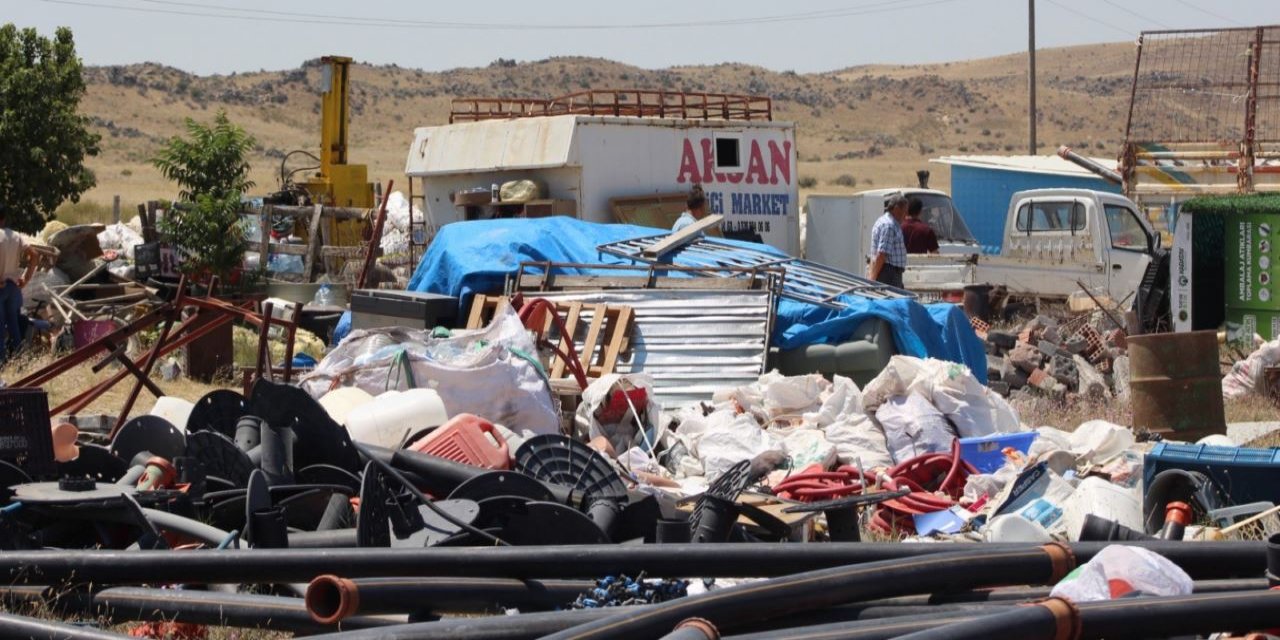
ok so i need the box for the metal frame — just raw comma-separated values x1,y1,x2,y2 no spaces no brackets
450,90,772,123
595,236,913,309
508,262,784,295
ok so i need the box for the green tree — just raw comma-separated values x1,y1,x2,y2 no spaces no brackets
0,25,100,234
160,192,247,280
152,110,255,201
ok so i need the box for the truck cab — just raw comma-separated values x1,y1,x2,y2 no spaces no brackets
984,188,1160,300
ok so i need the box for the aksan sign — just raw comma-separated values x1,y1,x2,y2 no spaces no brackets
675,136,795,238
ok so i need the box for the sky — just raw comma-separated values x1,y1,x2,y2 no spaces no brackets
6,0,1279,75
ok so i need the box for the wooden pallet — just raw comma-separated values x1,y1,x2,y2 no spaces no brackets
467,295,633,380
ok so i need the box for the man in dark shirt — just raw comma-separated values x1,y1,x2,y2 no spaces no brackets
901,197,939,254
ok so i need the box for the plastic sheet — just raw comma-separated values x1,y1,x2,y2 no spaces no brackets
1050,545,1193,602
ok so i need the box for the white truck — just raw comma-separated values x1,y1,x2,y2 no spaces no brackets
804,188,980,302
804,187,1160,304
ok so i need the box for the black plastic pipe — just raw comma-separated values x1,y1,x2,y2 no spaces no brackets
542,545,1077,640
0,541,1262,586
305,576,593,623
660,618,720,640
289,529,359,549
1268,532,1280,587
850,577,1267,607
895,590,1280,640
0,611,129,639
305,606,638,640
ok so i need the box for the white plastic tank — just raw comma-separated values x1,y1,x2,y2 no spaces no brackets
1060,476,1143,541
344,388,449,449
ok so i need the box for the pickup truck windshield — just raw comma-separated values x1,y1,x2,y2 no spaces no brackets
916,194,977,244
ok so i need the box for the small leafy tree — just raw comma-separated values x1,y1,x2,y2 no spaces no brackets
0,25,101,234
162,192,247,280
152,110,255,201
153,111,255,282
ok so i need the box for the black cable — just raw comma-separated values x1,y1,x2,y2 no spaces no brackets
351,441,509,547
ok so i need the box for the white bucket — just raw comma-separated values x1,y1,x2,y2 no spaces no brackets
345,388,449,449
1060,476,1143,541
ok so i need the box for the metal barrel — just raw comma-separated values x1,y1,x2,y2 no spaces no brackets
1128,330,1225,438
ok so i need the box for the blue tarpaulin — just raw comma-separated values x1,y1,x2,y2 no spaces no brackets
405,217,986,381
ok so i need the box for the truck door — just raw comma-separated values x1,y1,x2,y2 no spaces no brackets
1102,203,1154,301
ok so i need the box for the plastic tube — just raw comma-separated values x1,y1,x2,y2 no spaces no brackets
541,545,1078,640
0,611,128,639
289,529,359,549
305,607,633,640
1267,532,1280,587
661,618,720,640
894,590,1280,640
305,576,593,623
0,541,1262,586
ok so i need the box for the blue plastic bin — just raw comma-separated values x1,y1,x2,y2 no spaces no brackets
1144,442,1280,507
959,432,1039,474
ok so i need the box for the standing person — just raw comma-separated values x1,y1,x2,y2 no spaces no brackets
0,205,38,363
672,184,708,232
902,197,940,254
868,194,909,288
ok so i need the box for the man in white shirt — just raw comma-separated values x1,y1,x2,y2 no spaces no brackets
0,205,38,362
672,184,708,232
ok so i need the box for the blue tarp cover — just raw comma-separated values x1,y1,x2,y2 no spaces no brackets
404,217,986,382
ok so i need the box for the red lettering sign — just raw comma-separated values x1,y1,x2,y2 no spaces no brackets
676,136,793,186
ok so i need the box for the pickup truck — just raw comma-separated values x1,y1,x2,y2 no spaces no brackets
976,188,1161,302
803,187,1161,304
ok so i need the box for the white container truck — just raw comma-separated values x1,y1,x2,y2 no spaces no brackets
404,110,800,255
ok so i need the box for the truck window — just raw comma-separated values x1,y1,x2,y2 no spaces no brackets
714,135,741,170
1104,204,1150,252
914,194,977,244
1016,201,1086,233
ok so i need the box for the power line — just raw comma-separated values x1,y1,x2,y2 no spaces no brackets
1042,0,1134,38
1098,0,1173,30
1170,0,1246,27
41,0,965,31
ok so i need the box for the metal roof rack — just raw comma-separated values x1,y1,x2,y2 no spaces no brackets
596,236,914,308
450,89,772,123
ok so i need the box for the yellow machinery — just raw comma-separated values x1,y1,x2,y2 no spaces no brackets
301,56,374,208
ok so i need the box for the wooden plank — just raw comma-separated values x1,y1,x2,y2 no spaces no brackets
641,214,723,258
599,306,633,375
321,246,380,259
246,242,311,256
259,205,271,267
302,204,324,282
550,301,582,380
578,304,606,380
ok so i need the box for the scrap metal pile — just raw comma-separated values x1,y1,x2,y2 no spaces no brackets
0,294,1279,639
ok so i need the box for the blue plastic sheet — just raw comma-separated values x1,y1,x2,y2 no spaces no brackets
406,218,986,380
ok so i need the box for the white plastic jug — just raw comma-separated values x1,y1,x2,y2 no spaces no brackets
345,388,449,449
319,387,376,427
1060,476,1143,541
984,514,1053,542
149,396,196,433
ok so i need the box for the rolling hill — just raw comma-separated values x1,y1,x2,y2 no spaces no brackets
72,40,1139,216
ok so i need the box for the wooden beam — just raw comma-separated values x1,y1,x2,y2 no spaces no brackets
302,204,324,282
641,214,723,258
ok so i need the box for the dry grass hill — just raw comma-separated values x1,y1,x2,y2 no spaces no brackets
65,41,1139,221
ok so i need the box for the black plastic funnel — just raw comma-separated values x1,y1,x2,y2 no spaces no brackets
186,389,248,438
249,379,360,473
111,416,185,463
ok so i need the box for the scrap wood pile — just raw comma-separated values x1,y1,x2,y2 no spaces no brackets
1,297,1280,639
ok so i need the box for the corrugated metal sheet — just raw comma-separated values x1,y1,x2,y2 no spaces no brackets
404,115,579,176
932,155,1117,177
527,289,773,408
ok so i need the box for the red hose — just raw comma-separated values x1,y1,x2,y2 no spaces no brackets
773,440,976,535
515,297,590,391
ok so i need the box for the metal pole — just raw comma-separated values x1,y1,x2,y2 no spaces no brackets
1028,0,1037,155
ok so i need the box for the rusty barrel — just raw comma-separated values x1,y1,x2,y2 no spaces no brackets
1128,330,1225,439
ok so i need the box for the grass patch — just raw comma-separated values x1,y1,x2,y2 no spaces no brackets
1010,393,1277,432
53,199,116,226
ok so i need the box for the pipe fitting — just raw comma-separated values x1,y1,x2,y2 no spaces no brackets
306,574,359,625
136,457,177,491
672,617,719,640
1041,542,1077,583
1034,596,1081,640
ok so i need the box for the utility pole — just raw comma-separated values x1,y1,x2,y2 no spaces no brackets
1028,0,1037,155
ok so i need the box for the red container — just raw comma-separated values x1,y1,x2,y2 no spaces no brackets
408,414,510,470
73,319,118,350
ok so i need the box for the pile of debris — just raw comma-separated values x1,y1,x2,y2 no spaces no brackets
981,312,1131,402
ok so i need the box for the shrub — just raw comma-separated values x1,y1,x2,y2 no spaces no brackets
831,174,857,187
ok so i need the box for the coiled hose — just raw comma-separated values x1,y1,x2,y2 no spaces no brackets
774,441,975,534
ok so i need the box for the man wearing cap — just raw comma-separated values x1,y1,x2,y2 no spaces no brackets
869,194,909,289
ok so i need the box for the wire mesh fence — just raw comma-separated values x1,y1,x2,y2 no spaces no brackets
1127,27,1280,144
